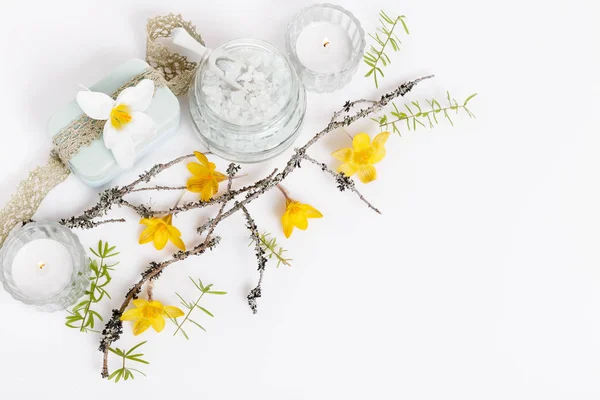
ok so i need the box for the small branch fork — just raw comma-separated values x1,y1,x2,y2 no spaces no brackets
63,77,433,378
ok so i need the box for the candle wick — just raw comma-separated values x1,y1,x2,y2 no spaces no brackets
323,40,330,48
38,261,45,270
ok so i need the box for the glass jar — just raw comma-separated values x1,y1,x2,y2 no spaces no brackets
0,222,88,312
189,38,306,163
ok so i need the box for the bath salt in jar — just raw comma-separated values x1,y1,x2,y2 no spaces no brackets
188,38,306,163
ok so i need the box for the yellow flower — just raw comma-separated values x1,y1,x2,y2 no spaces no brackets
186,151,228,201
139,214,186,251
120,299,184,336
331,131,390,183
281,198,323,238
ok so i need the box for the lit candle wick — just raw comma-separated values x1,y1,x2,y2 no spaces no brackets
323,38,330,48
38,261,45,270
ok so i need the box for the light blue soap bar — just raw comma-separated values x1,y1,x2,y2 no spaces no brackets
47,59,180,187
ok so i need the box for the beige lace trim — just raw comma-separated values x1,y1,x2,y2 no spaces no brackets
0,152,70,246
52,68,167,165
146,13,204,96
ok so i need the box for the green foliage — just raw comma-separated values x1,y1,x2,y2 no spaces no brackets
108,341,149,383
65,240,119,333
374,92,478,135
170,277,227,340
249,231,292,267
364,10,410,88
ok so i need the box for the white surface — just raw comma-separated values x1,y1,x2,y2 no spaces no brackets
11,239,73,299
296,22,352,73
0,0,599,399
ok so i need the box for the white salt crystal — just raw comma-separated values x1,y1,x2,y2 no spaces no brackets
230,90,246,104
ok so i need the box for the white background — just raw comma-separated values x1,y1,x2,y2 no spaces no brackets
0,0,599,398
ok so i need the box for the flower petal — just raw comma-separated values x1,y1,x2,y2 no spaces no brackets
373,131,390,148
123,111,157,140
148,301,165,313
187,177,217,201
194,151,210,167
133,319,151,336
281,212,294,238
153,228,169,250
150,315,166,333
213,171,228,182
139,225,158,245
76,91,114,120
201,180,218,201
369,146,386,164
103,120,119,149
115,79,155,111
331,148,353,162
352,133,372,151
166,225,186,251
357,165,377,183
290,211,308,230
133,299,148,308
338,163,357,177
120,308,143,321
111,136,136,169
299,204,323,219
164,306,185,318
187,162,211,176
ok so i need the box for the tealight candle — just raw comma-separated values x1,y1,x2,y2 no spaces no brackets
286,3,365,93
11,239,74,299
295,22,352,74
0,222,88,311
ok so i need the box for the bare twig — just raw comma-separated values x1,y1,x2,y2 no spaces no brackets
301,154,381,214
129,185,187,193
241,205,267,314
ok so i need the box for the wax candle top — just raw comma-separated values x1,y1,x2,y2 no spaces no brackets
295,22,352,74
11,239,74,300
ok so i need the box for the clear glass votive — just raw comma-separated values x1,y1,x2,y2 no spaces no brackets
189,38,306,163
286,3,366,93
0,222,88,312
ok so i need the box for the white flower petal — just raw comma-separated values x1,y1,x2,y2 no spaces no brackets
76,91,114,120
123,112,157,140
111,136,136,169
103,120,119,149
115,79,155,111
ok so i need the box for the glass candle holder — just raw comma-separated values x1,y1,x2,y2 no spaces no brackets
286,3,366,93
189,38,306,163
0,222,88,312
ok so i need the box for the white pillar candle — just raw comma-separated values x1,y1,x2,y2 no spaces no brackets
295,22,352,74
11,239,74,299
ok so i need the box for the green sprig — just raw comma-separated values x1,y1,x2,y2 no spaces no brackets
374,92,478,135
364,11,410,88
249,231,292,267
170,277,227,340
65,240,119,333
108,341,149,383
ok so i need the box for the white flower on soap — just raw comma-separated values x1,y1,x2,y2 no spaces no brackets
76,79,157,169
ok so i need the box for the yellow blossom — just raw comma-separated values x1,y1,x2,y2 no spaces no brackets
120,299,184,336
331,131,390,183
186,151,227,201
281,197,323,238
139,214,186,251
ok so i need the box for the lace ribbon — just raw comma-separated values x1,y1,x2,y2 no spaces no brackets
0,152,70,245
0,13,203,246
